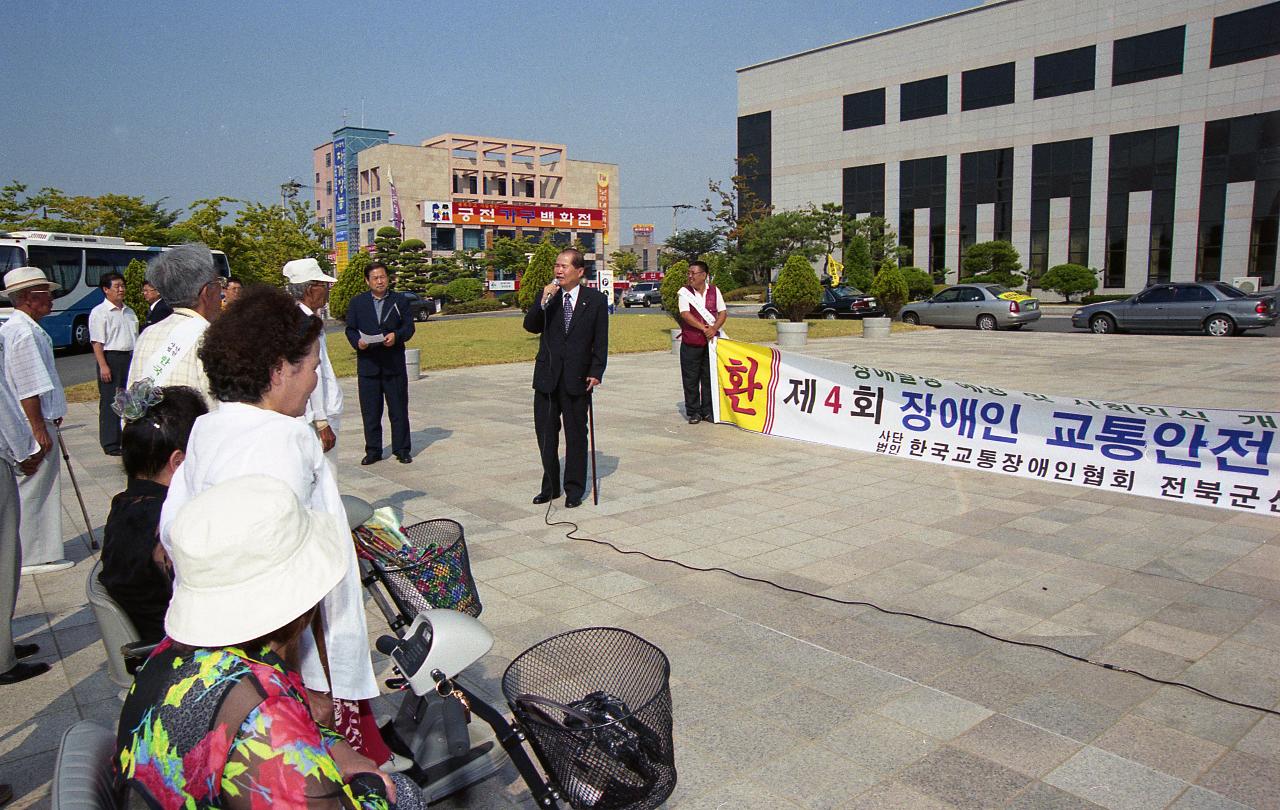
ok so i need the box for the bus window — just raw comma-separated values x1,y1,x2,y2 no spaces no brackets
26,246,83,298
86,249,138,287
211,252,230,279
0,245,25,274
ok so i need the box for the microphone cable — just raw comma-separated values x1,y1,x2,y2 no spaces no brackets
542,502,1280,719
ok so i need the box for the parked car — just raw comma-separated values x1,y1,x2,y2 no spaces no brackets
899,284,1041,330
622,282,662,307
399,291,435,322
757,285,883,320
1070,282,1278,336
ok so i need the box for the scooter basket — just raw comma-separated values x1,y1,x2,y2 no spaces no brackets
355,518,483,618
502,628,675,810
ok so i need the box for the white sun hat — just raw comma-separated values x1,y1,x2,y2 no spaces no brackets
1,266,61,299
165,475,347,647
283,257,338,285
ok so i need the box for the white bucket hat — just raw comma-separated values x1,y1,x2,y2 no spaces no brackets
1,266,61,299
283,257,338,285
165,475,347,647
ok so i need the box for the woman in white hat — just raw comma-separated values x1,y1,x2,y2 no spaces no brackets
117,475,423,809
158,284,390,765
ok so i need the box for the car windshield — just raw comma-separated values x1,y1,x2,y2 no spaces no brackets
1211,282,1247,299
828,286,865,299
983,285,1011,296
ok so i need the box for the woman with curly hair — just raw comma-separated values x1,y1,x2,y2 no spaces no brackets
158,284,393,770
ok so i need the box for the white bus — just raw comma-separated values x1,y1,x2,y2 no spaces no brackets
0,231,230,350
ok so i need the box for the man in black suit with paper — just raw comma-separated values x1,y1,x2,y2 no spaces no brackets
345,261,416,465
524,248,608,508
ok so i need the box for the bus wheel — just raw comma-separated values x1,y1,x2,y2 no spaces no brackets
73,317,92,352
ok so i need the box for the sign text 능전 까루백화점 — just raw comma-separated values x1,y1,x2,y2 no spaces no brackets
422,201,604,230
710,339,1279,516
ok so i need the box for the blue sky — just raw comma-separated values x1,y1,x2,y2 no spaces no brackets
3,0,971,241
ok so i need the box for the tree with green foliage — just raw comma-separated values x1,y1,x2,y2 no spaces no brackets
870,259,909,318
735,209,828,285
444,277,484,303
329,251,370,320
518,241,558,311
659,260,690,324
961,240,1023,287
899,267,934,300
169,197,329,286
123,259,148,321
374,226,404,276
664,228,720,261
700,251,738,294
609,250,639,279
1038,264,1098,302
397,239,429,294
772,253,824,322
842,216,903,289
486,236,535,278
0,182,179,243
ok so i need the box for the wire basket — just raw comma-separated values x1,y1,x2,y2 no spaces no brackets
355,519,483,618
502,628,675,810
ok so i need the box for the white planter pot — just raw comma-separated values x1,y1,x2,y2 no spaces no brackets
863,317,891,339
775,321,809,347
670,328,682,355
404,347,422,380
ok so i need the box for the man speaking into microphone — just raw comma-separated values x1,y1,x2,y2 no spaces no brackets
523,248,608,508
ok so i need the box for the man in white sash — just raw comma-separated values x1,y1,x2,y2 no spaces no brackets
127,244,224,408
676,260,727,424
283,258,343,464
0,268,71,573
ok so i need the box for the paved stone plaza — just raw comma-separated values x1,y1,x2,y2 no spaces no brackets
3,328,1279,809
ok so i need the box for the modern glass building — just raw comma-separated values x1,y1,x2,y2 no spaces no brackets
737,0,1280,292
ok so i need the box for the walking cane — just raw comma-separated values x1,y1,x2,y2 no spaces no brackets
55,424,99,551
588,393,599,506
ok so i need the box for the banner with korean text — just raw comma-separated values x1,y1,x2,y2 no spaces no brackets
711,339,1279,516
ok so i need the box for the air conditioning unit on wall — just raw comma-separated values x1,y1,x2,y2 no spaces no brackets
1232,276,1261,293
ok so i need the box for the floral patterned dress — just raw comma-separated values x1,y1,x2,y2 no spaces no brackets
115,639,390,810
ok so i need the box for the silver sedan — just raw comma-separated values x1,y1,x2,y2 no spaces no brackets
900,284,1042,330
1071,282,1278,336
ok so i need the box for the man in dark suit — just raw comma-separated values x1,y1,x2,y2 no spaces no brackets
140,281,172,332
523,248,608,508
344,261,416,464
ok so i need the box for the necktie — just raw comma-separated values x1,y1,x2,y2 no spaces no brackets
563,293,574,333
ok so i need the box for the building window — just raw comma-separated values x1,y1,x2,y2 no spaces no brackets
549,232,570,248
959,148,1014,271
900,75,947,121
1034,45,1096,99
1210,2,1280,68
462,229,484,250
1030,138,1093,278
325,153,331,167
842,88,885,130
315,172,320,184
737,111,772,209
842,163,885,219
431,227,456,251
961,63,1015,111
1113,26,1185,86
326,181,332,195
1104,127,1179,288
898,155,947,274
1196,111,1280,287
367,228,375,244
578,232,597,252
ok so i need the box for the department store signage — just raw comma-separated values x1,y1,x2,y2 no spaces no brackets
711,339,1279,516
422,201,604,230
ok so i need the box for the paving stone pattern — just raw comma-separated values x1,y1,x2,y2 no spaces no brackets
3,329,1278,808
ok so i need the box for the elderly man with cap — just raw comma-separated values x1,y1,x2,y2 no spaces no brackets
284,258,343,460
127,243,223,408
0,267,71,574
0,274,48,684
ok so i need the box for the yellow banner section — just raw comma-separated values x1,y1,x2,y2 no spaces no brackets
997,291,1034,302
715,339,774,433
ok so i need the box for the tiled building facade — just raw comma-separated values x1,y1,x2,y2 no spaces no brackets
737,0,1280,292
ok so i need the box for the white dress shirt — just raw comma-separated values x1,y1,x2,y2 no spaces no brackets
300,302,343,428
0,338,38,465
159,403,376,700
88,300,139,351
0,309,67,421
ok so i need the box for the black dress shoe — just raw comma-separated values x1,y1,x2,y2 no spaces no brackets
14,643,37,660
532,491,560,505
104,448,122,457
0,661,50,685
361,453,382,466
564,496,583,509
687,415,701,424
396,453,412,464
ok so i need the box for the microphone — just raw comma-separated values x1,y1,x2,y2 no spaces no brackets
543,278,561,308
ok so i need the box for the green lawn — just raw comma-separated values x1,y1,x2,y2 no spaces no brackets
65,313,919,402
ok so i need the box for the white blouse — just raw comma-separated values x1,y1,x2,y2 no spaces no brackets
160,401,377,700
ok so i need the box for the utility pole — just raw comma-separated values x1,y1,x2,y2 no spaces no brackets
280,178,303,207
670,204,693,239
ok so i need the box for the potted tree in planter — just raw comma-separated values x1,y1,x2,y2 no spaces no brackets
866,260,908,338
659,260,690,355
772,253,823,346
